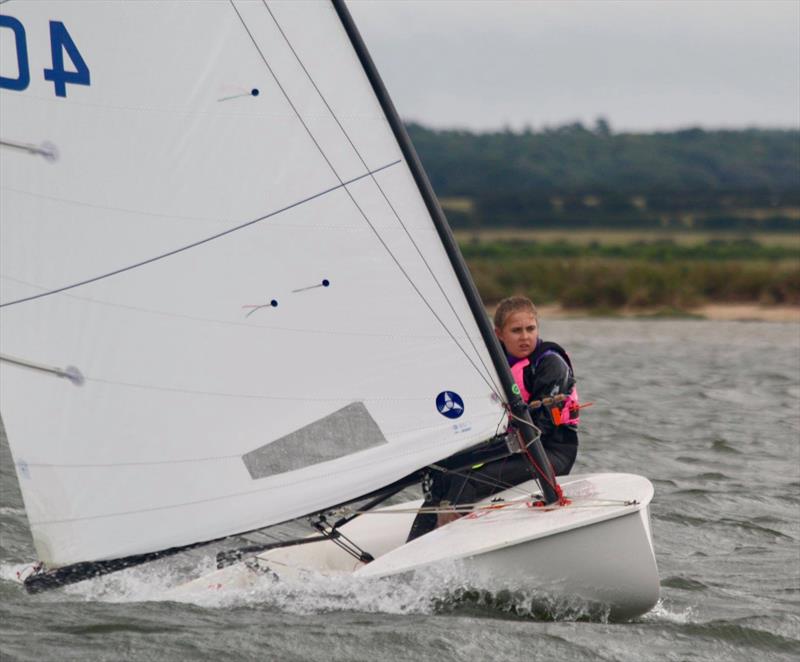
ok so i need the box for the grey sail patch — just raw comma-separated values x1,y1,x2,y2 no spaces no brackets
242,402,387,479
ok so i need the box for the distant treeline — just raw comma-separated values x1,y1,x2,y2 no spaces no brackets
406,121,800,231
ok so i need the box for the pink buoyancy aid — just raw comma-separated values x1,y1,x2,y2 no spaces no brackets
510,357,580,426
510,359,532,402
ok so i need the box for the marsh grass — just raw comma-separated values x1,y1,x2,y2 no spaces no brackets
455,229,800,249
462,237,800,310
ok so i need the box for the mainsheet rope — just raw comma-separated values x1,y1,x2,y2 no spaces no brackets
335,497,638,518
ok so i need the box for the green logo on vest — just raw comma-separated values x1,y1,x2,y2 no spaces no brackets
511,383,521,395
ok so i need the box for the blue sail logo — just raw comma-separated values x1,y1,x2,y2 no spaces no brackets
436,391,464,419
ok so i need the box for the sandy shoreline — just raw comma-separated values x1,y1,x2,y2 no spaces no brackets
534,303,800,323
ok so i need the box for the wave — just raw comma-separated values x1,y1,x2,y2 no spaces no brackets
12,557,623,623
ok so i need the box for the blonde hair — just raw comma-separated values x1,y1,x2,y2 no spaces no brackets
493,296,538,329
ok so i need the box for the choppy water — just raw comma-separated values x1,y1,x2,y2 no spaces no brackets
1,319,798,661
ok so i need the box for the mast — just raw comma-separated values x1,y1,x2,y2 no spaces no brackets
331,0,560,504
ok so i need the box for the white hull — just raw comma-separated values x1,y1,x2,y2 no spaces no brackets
169,473,659,620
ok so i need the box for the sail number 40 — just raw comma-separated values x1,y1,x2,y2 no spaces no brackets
0,16,91,97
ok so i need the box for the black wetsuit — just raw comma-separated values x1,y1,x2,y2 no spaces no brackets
519,340,579,476
407,340,579,541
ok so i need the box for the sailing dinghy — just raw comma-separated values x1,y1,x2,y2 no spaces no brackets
0,0,659,618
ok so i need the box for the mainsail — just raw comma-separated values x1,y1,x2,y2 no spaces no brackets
0,1,511,568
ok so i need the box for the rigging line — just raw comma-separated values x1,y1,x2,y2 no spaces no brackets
0,353,83,385
0,139,57,160
21,411,503,469
1,274,471,342
261,0,502,397
506,408,542,434
28,426,495,526
82,375,468,402
1,182,239,224
343,496,535,516
0,160,399,309
345,499,636,515
230,1,500,398
493,406,509,440
2,183,444,232
428,463,536,498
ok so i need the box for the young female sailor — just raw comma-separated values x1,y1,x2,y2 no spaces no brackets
407,296,579,540
495,295,579,476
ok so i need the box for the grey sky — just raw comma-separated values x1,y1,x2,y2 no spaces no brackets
346,0,800,132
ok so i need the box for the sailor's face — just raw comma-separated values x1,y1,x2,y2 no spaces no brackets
496,311,538,359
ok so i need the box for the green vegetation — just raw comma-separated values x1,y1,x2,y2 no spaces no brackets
461,238,800,310
454,229,800,247
460,237,800,262
406,121,800,311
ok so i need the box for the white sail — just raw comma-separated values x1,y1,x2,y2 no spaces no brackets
0,1,505,566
